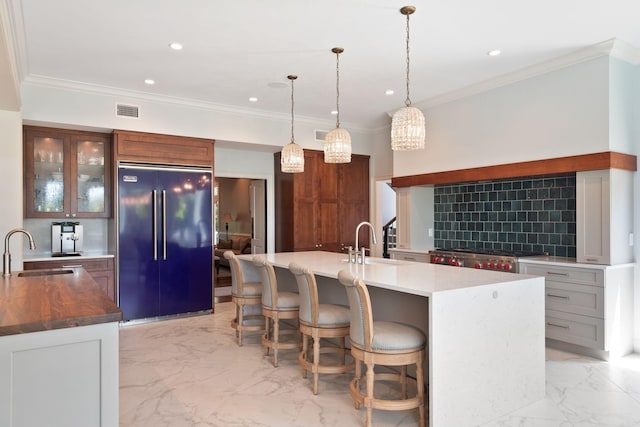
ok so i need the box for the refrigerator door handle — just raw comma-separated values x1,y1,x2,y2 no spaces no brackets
152,190,158,261
162,190,167,260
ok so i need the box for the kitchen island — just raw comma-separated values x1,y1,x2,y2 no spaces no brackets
240,251,545,427
0,267,122,427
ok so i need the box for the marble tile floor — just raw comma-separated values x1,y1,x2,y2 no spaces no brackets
120,303,640,427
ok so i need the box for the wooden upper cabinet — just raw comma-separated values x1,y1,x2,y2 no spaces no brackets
113,130,214,167
24,126,112,219
274,149,369,254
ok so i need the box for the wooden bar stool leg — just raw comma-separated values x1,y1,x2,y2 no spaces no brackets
264,317,270,356
417,355,426,427
238,304,244,346
301,333,309,378
365,361,375,427
401,365,407,399
353,359,362,409
273,315,280,367
312,333,320,395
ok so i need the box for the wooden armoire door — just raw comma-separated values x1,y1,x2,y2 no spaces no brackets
338,154,370,252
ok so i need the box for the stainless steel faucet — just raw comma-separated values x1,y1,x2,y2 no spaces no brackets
3,228,37,277
354,221,378,264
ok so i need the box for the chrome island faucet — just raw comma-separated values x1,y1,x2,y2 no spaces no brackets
353,221,378,264
3,228,36,277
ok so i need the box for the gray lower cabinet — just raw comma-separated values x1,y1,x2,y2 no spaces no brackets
519,260,634,359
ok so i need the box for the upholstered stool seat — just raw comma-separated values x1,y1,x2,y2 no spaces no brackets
289,262,354,394
225,251,264,346
338,270,426,427
253,257,300,367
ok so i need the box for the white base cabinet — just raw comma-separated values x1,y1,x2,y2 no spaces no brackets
519,259,634,359
0,322,119,427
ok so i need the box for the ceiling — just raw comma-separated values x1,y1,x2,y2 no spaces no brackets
5,0,640,130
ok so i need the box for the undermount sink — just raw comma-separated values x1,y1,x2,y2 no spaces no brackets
17,269,74,277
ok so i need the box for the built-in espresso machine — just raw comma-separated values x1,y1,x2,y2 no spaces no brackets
51,221,83,256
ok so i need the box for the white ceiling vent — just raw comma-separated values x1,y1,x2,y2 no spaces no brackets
315,130,329,142
116,103,140,118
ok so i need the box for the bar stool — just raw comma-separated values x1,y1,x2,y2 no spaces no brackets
224,251,263,346
252,257,300,367
289,262,354,394
337,270,426,427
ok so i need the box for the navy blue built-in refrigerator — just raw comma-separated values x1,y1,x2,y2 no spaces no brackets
118,164,213,321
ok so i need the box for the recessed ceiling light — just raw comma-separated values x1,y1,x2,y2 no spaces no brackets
487,49,501,57
144,79,155,85
169,42,183,50
330,110,338,115
249,97,258,102
385,89,394,95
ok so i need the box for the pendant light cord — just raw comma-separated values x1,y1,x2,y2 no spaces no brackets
290,77,295,143
335,50,341,128
405,11,412,107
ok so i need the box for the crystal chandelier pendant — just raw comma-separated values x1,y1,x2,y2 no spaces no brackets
281,141,305,173
324,47,351,163
281,75,304,173
391,5,425,151
391,106,425,150
324,127,352,163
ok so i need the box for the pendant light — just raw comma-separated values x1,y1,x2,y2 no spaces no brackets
324,47,351,163
281,75,305,173
391,5,425,151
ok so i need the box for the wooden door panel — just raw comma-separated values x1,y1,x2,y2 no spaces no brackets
339,200,370,251
294,199,317,250
319,201,338,251
339,155,369,201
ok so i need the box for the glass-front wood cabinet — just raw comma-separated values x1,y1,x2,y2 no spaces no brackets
24,126,111,218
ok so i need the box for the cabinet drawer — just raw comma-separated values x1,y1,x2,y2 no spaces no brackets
390,252,429,263
546,309,604,350
520,264,604,286
24,258,113,272
545,282,604,318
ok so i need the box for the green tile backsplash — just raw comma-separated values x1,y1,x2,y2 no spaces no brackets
433,173,576,257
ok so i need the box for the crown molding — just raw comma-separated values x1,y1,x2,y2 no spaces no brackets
0,0,22,110
22,74,384,133
388,38,640,114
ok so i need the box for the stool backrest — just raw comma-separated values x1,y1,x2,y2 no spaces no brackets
289,262,318,325
337,270,373,350
252,257,278,308
224,251,260,295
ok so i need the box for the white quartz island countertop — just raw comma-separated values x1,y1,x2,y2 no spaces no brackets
246,250,537,296
240,251,546,427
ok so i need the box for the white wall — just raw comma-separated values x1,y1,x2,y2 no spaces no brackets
633,63,640,352
0,110,25,271
393,57,611,176
609,58,637,153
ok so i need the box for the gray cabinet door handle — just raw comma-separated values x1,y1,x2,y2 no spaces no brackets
546,293,570,299
546,322,570,329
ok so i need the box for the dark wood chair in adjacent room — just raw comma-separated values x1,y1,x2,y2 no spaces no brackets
288,262,353,394
224,251,263,346
252,257,300,367
337,270,426,427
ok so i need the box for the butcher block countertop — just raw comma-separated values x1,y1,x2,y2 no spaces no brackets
0,267,122,336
